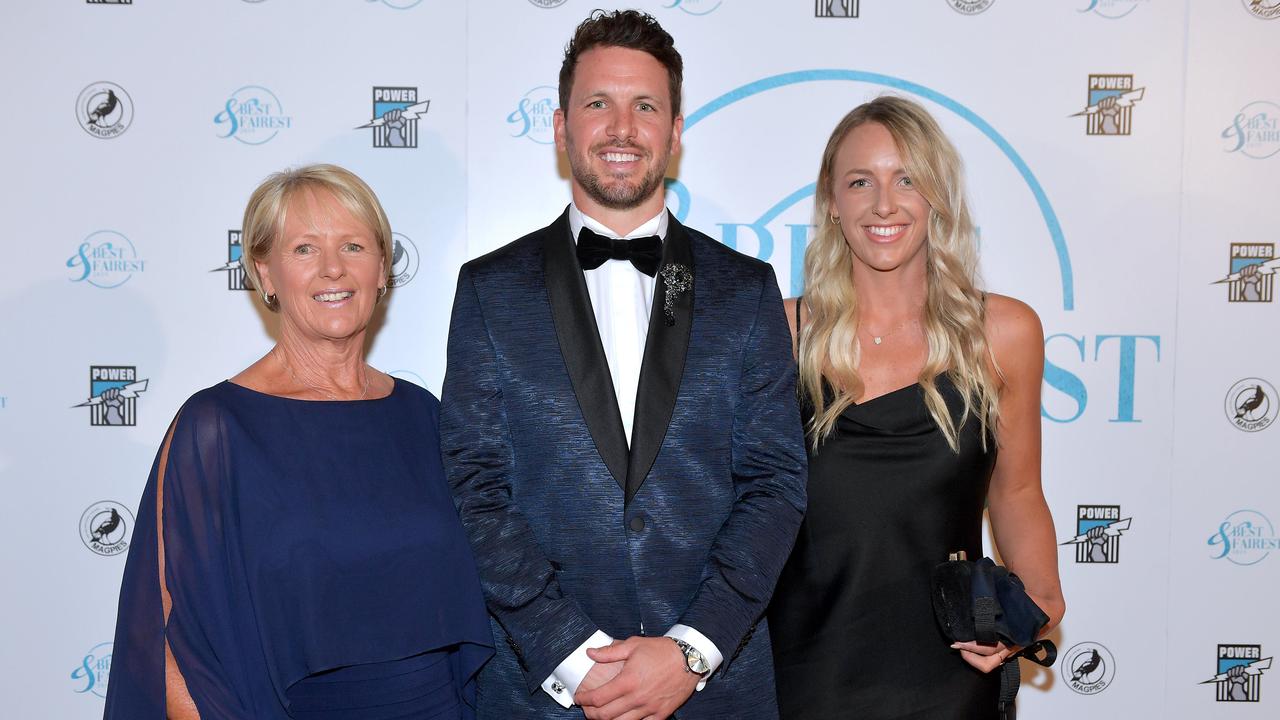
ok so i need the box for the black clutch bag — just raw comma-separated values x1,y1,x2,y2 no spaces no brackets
931,551,1057,720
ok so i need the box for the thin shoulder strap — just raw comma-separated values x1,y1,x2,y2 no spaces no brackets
791,295,804,358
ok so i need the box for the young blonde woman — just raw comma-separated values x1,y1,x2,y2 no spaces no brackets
768,97,1064,719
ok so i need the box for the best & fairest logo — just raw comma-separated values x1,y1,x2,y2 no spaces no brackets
1063,641,1115,695
1072,75,1144,136
214,85,292,145
358,87,428,148
1060,505,1130,563
67,231,145,288
76,82,133,139
1224,378,1276,432
1243,0,1280,20
1214,243,1275,303
70,642,113,699
508,86,557,145
948,0,993,14
1222,101,1280,160
212,230,251,291
79,501,134,557
75,366,149,427
389,232,420,288
1201,645,1272,701
815,0,858,18
1078,0,1150,19
1208,509,1278,565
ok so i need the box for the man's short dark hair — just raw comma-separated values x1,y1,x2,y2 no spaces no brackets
558,9,684,118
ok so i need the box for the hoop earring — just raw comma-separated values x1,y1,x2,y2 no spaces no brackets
830,213,841,225
263,292,276,306
377,286,387,299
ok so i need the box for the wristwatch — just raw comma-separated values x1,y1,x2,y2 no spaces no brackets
671,638,712,678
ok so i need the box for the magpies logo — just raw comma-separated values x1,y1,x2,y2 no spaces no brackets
1064,642,1116,695
79,501,134,556
1225,378,1277,432
76,82,133,139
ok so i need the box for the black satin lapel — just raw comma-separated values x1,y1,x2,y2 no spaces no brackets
543,209,629,491
625,213,694,504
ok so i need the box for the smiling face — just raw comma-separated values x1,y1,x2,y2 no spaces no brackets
553,45,682,218
828,121,932,276
254,188,385,345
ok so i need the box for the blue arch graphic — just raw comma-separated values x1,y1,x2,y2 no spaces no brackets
683,70,1074,311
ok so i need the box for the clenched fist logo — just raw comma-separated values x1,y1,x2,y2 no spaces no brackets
101,387,125,425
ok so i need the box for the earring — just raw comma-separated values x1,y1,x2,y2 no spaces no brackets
830,213,841,225
377,286,387,299
263,292,276,306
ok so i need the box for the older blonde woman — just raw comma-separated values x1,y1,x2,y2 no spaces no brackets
105,165,492,719
768,98,1064,719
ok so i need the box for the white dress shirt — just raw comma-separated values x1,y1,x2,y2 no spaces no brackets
539,204,723,708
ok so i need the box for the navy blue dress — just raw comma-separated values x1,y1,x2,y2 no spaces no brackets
105,379,493,719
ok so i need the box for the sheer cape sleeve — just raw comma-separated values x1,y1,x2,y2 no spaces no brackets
105,389,263,718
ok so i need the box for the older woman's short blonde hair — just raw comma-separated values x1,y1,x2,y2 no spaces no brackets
240,164,394,312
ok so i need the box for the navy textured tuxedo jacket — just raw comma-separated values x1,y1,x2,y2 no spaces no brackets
440,209,806,719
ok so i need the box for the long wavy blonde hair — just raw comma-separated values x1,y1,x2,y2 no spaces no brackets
799,96,1000,452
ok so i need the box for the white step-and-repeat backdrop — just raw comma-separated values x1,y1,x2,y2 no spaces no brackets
1,1,1276,717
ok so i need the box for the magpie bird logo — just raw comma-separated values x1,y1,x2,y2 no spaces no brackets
1061,505,1130,563
388,233,420,288
1244,0,1280,20
948,0,994,14
1064,642,1115,695
1202,645,1271,701
1224,378,1277,432
1073,75,1143,135
79,501,134,556
77,82,133,139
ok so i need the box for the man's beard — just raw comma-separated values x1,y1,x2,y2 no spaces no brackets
569,141,669,210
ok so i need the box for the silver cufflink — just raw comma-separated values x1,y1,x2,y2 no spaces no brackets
551,681,565,694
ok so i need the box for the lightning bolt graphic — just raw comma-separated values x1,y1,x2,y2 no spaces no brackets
73,380,149,407
1061,517,1131,545
357,100,431,129
1213,257,1280,284
1072,88,1145,116
210,260,241,272
1200,657,1272,684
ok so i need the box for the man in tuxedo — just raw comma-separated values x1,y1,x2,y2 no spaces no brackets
440,10,806,719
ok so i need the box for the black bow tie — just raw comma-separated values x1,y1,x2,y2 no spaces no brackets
576,227,663,277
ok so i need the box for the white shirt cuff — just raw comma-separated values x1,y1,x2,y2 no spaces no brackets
665,624,723,691
541,630,613,708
